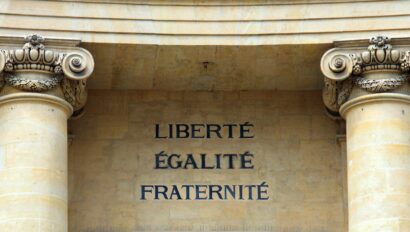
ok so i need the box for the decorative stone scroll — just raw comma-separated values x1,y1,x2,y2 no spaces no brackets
0,34,94,115
321,36,410,114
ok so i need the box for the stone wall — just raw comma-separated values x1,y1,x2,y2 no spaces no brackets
68,90,345,232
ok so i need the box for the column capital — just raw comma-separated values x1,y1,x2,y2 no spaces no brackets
0,34,94,116
321,35,410,116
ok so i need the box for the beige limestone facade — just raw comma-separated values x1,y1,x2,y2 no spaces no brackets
0,0,409,232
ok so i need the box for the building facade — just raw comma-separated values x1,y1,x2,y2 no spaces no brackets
0,0,409,231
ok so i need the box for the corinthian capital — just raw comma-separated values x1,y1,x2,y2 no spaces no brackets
321,35,410,115
0,34,94,116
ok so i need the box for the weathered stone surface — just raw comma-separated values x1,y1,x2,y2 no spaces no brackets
68,90,345,232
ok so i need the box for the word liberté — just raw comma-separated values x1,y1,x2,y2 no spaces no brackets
140,122,270,201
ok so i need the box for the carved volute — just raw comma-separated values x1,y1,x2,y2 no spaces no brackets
321,36,410,116
0,34,94,116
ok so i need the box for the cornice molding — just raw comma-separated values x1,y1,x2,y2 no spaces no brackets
51,0,385,6
1,0,409,46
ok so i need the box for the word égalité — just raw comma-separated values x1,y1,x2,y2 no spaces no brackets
155,151,254,169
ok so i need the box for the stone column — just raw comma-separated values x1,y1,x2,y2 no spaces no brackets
0,35,94,231
336,121,348,231
321,36,410,232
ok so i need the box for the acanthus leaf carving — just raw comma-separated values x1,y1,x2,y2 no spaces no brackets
61,78,87,112
338,78,354,106
322,77,354,114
